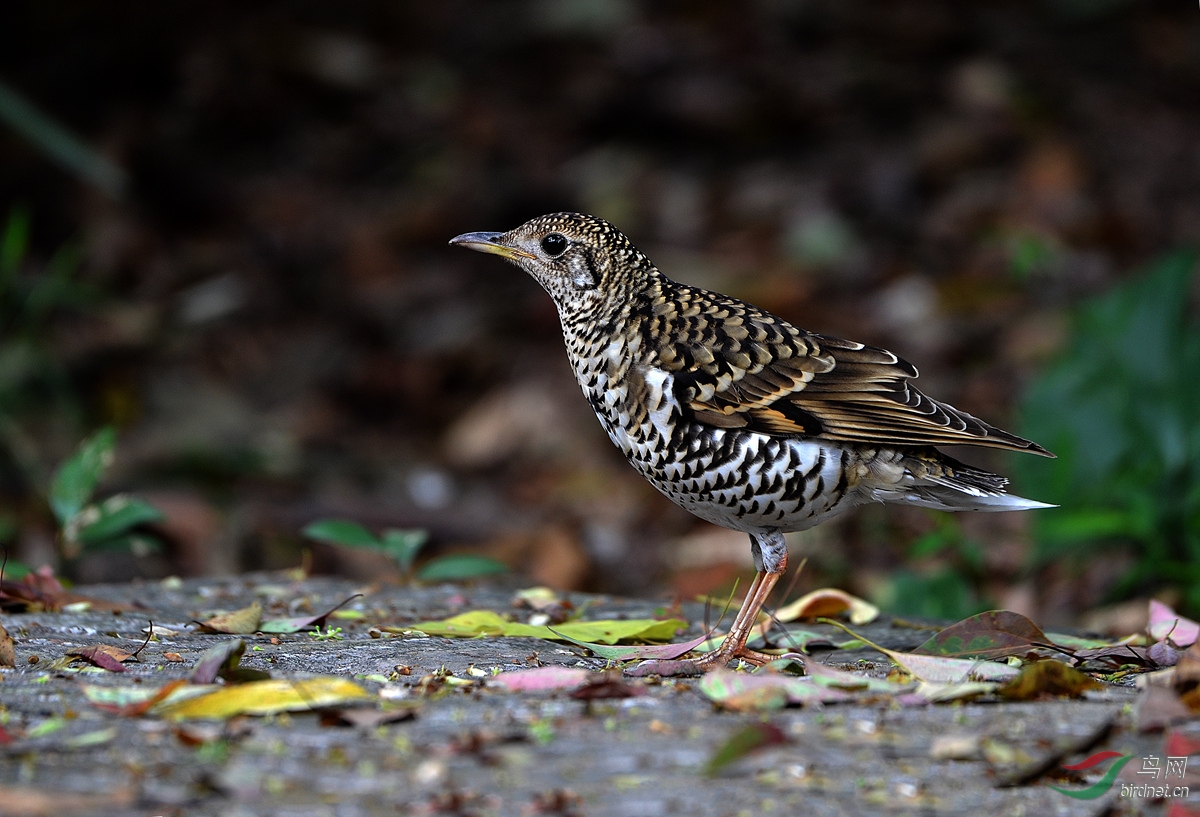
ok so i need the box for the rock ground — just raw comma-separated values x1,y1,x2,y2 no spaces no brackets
0,575,1186,816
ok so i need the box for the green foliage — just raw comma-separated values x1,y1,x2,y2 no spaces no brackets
302,518,505,582
1017,251,1200,607
0,206,97,488
877,516,991,620
49,426,115,525
415,554,507,582
52,428,163,559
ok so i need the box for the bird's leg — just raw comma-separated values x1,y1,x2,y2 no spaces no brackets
632,532,787,675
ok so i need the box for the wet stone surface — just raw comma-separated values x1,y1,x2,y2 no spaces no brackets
0,575,1177,816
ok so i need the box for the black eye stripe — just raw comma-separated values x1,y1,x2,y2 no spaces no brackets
541,233,568,257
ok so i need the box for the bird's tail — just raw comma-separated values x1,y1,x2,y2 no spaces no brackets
901,451,1056,512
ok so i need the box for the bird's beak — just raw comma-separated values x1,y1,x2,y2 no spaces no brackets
449,231,536,261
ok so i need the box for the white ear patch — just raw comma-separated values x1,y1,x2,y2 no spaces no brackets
567,255,597,290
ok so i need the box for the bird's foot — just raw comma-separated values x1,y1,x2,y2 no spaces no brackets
624,641,777,677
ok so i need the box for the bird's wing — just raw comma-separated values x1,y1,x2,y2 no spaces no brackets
648,288,1052,456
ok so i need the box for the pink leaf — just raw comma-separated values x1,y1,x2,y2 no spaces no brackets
489,666,589,692
1149,600,1200,647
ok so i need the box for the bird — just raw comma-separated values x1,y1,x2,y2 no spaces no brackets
450,212,1053,674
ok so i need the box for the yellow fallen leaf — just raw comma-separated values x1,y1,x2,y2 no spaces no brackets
198,600,263,634
774,588,879,626
398,610,686,645
152,677,370,720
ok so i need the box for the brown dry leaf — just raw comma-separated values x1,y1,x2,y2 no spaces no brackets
996,660,1102,701
569,672,646,700
0,621,14,668
774,588,879,625
65,644,132,672
196,601,262,634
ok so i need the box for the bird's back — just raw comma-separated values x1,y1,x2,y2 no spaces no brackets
563,271,1051,532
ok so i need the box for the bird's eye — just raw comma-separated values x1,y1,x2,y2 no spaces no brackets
540,233,568,258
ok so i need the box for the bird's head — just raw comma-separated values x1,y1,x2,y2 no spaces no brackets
450,212,653,320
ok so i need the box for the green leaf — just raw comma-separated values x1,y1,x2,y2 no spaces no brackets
0,557,30,580
380,528,428,574
416,554,507,582
399,610,686,645
301,519,381,550
78,496,163,543
49,427,116,525
913,611,1050,660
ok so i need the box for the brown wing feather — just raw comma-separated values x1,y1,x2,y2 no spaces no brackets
653,286,1053,456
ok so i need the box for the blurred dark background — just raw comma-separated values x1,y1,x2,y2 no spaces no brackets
2,0,1199,629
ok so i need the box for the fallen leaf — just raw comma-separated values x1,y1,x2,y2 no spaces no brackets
551,630,713,661
1046,632,1134,650
820,618,1021,683
798,655,911,693
1150,640,1182,668
1149,600,1200,647
196,601,262,634
0,621,13,668
65,644,132,672
569,673,645,700
704,723,788,777
907,681,997,704
153,677,371,720
774,588,879,625
996,660,1102,700
189,639,269,684
1070,643,1153,669
489,666,589,692
84,680,193,716
398,611,686,645
63,727,117,749
26,718,67,738
0,566,125,613
513,587,563,611
914,610,1050,660
699,669,853,709
259,594,362,634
